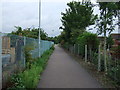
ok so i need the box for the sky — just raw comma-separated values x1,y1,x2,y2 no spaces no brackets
0,0,119,37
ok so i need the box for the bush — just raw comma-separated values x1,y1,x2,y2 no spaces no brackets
24,44,35,69
7,74,25,89
77,32,99,57
8,46,54,89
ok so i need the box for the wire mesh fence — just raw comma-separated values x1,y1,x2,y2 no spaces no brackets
0,33,54,87
63,43,120,85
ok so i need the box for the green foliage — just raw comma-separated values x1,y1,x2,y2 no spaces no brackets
96,2,117,35
47,36,59,44
57,31,66,44
77,32,99,56
62,42,70,50
24,44,35,69
106,36,114,48
50,45,55,50
20,66,43,88
24,45,34,62
107,59,120,85
96,2,118,72
92,52,98,66
8,46,54,89
7,74,25,90
60,1,97,44
11,26,48,40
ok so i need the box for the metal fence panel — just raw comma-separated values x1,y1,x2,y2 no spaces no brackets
1,33,54,87
0,33,2,89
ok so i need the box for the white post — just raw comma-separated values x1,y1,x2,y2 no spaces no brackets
85,45,87,62
0,33,2,89
98,44,101,71
38,0,41,57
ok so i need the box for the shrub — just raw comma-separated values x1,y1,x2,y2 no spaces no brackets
77,32,99,57
8,46,54,89
24,44,35,69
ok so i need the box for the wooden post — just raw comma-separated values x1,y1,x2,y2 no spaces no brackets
98,44,101,71
85,45,87,62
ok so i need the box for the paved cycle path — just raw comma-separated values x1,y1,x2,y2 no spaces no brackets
37,45,102,88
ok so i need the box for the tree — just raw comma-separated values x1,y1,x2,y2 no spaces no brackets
11,26,48,40
115,2,120,31
96,2,117,72
12,26,22,35
60,0,97,44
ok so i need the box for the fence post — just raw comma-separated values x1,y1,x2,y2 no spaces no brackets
71,45,72,53
72,45,73,54
23,36,26,68
74,44,75,54
0,33,2,89
98,44,101,71
85,45,87,62
78,44,79,55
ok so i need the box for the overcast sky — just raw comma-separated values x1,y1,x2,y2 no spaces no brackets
1,0,118,37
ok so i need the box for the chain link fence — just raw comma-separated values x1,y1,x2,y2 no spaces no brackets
63,43,120,86
1,33,54,87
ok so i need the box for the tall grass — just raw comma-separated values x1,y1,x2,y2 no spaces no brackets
8,46,54,89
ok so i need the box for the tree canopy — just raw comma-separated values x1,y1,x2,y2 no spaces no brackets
60,1,97,44
11,26,48,40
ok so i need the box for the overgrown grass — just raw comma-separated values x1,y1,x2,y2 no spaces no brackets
8,45,54,89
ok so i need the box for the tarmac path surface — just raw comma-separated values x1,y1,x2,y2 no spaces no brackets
37,45,102,88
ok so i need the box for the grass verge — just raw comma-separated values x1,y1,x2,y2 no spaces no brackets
7,45,55,89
